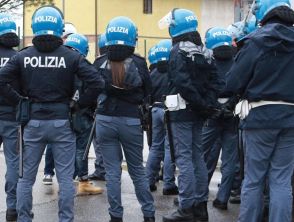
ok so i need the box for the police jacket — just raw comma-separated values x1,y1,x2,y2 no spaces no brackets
167,41,220,122
93,54,152,118
226,21,294,129
0,45,105,120
150,67,169,105
0,46,20,121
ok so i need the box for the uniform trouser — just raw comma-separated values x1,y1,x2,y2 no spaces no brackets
171,120,208,209
146,107,177,189
17,119,76,222
44,144,55,176
92,133,106,177
74,126,91,179
238,128,294,222
203,137,221,183
0,120,18,210
96,114,155,218
202,119,238,203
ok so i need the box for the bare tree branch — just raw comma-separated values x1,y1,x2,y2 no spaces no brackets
0,0,54,13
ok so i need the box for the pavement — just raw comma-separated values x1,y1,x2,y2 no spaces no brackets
0,139,240,222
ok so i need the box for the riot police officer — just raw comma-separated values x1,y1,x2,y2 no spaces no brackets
145,40,178,195
226,0,294,221
202,27,238,210
94,16,155,222
0,6,104,222
43,21,78,185
159,8,220,222
0,13,21,222
64,33,104,195
89,33,107,181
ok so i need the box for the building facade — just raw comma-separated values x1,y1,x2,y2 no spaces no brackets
24,0,252,62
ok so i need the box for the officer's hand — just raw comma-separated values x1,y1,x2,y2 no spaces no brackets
70,100,80,112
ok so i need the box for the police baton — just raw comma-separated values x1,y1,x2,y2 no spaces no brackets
17,125,24,178
164,109,175,163
82,109,97,161
238,126,245,180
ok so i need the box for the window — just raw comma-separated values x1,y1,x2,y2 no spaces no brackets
143,0,152,14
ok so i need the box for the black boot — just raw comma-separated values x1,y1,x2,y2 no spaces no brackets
144,216,155,222
150,184,157,192
163,186,179,195
109,214,123,222
213,199,228,210
6,209,17,222
163,208,194,222
194,202,208,222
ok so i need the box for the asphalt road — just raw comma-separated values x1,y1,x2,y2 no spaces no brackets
0,145,240,222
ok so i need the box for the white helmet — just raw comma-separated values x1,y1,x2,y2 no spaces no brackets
62,22,77,38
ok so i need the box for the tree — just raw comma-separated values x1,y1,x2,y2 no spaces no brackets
0,0,54,13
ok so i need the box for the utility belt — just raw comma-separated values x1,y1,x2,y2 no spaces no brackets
235,100,294,120
152,102,165,108
164,94,189,111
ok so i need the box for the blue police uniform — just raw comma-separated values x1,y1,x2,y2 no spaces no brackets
145,64,177,193
0,45,20,219
0,7,105,222
95,16,155,222
201,53,238,207
226,9,294,222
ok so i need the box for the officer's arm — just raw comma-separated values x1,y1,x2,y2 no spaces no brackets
76,56,105,107
226,41,258,95
0,55,22,105
206,61,221,105
169,49,206,107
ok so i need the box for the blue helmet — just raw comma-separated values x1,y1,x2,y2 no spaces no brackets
168,9,198,38
106,16,137,47
243,16,258,36
254,0,291,22
205,27,232,49
148,45,158,65
98,33,107,49
227,21,244,40
155,39,172,62
31,6,64,37
0,13,17,36
64,33,89,57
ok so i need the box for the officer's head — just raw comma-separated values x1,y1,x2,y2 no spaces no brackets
154,39,172,73
31,6,64,38
227,21,244,46
105,16,137,61
205,27,232,50
253,0,292,24
64,33,89,57
98,33,107,55
62,22,77,40
155,39,172,62
0,13,19,48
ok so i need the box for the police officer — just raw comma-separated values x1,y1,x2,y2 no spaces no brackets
0,13,21,222
0,6,104,222
43,21,78,185
202,27,238,210
89,33,107,181
226,0,294,221
94,16,155,222
64,33,104,195
145,39,178,195
159,8,220,222
147,45,158,72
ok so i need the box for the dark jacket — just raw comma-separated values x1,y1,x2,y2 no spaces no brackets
150,67,169,104
226,22,294,129
0,45,104,120
93,54,152,118
167,41,220,122
0,46,20,121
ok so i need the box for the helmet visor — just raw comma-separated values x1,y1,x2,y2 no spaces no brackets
158,11,172,29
